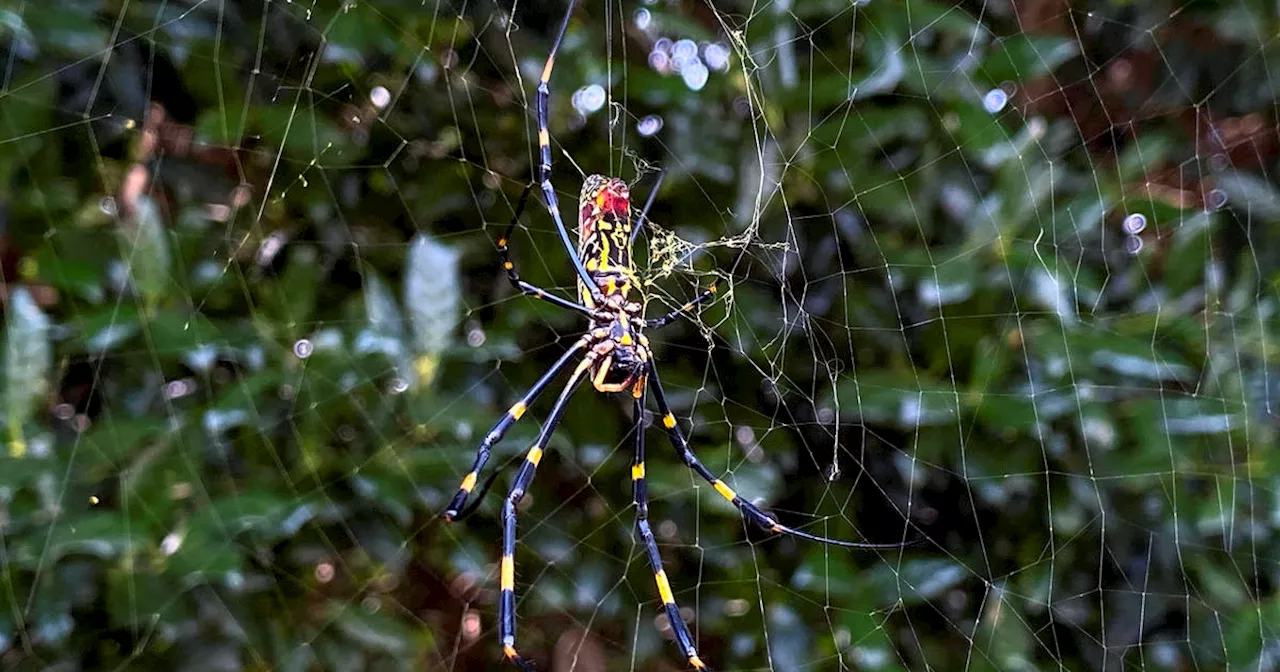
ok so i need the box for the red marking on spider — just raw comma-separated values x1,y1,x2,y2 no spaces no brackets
598,179,630,215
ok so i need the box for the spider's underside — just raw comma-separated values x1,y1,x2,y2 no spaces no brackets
440,2,901,669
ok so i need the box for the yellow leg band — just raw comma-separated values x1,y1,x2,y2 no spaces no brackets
655,570,675,605
631,463,645,480
713,480,737,502
460,471,477,493
501,555,515,591
526,445,543,466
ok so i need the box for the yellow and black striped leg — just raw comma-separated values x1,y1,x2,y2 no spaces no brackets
499,358,592,669
645,284,718,329
497,185,598,318
444,338,589,520
646,363,902,550
535,0,606,307
632,383,711,670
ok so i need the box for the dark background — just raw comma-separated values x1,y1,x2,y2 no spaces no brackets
0,0,1277,670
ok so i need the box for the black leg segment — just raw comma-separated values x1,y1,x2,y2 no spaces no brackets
496,184,599,318
646,363,903,550
631,382,711,669
443,337,589,520
498,357,593,668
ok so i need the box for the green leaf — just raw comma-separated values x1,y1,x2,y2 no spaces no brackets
837,609,905,671
1163,211,1214,296
204,371,282,435
13,513,147,566
978,35,1078,85
28,240,107,304
827,370,962,430
271,244,322,337
970,584,1035,671
19,8,109,59
1118,132,1178,183
0,71,55,192
254,105,360,163
163,525,242,586
4,288,50,457
106,567,192,629
77,416,175,477
202,490,321,538
75,304,142,354
1224,594,1280,667
949,99,1013,166
146,309,239,361
858,558,968,607
1070,329,1196,382
116,194,173,311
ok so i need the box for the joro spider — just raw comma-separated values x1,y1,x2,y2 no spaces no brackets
442,2,898,669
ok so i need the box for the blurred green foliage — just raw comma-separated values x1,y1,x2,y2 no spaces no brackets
1,0,1278,670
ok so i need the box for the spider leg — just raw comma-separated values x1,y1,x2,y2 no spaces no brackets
498,184,599,318
443,337,590,521
536,0,607,307
499,356,593,669
631,382,712,670
645,284,718,329
646,363,908,550
630,167,667,245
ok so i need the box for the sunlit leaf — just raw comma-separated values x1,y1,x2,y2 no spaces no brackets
404,233,461,388
4,288,50,457
1215,169,1280,221
851,31,905,100
327,600,426,659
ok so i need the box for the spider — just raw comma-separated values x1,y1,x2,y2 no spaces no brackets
442,2,899,669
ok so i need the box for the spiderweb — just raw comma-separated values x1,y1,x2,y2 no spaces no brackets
0,0,1275,670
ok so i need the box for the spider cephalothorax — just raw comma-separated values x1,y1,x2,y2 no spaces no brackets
584,316,649,393
440,2,901,669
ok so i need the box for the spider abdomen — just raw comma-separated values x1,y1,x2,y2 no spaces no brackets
578,174,636,308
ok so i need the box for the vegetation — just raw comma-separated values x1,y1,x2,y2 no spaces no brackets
0,0,1277,669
